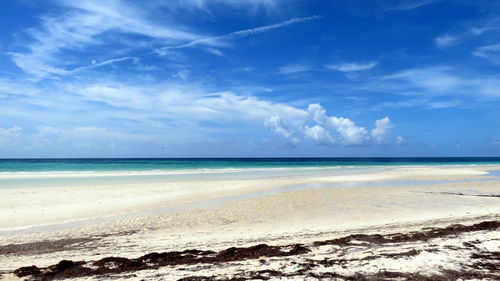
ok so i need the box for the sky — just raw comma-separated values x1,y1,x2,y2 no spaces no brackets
1,0,500,158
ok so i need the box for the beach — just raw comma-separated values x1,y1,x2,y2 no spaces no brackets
0,164,499,280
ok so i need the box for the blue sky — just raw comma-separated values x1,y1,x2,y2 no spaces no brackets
1,0,500,157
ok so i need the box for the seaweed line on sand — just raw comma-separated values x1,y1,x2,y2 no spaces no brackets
12,220,500,281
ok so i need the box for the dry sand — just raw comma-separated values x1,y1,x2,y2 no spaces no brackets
0,165,499,280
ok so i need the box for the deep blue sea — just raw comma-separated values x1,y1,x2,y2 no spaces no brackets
1,158,500,172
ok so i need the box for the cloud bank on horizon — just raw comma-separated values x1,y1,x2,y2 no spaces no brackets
1,0,500,157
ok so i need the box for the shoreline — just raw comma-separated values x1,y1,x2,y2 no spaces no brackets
1,162,499,179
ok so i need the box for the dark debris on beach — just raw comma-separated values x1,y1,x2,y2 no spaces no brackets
12,220,500,281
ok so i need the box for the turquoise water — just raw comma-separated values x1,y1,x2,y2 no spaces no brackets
1,158,500,172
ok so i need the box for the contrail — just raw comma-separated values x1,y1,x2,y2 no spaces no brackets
155,15,321,53
70,16,320,73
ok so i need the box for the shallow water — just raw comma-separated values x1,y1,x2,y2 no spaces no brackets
0,166,382,189
2,168,499,236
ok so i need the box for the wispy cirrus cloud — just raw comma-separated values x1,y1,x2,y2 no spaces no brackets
11,0,319,79
69,16,319,74
376,98,464,110
432,15,500,49
325,61,378,72
170,0,282,10
473,43,500,65
366,67,500,99
72,16,319,75
278,64,312,74
435,35,459,47
10,0,201,78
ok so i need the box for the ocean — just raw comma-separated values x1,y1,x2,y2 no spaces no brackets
1,157,500,172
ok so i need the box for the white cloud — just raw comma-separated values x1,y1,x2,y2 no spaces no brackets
377,67,500,98
307,104,369,145
264,103,394,146
382,67,461,92
426,100,463,109
204,48,225,57
356,66,500,111
172,0,281,10
59,0,198,40
194,92,308,122
469,23,497,36
32,126,61,146
70,82,309,126
325,61,378,72
12,1,318,78
429,16,500,52
173,70,190,81
0,127,22,137
278,64,311,74
371,117,392,143
264,116,299,144
65,80,396,146
473,43,500,64
74,127,107,133
377,98,463,110
435,35,459,47
303,125,334,145
0,127,22,146
10,0,201,78
2,72,399,150
37,126,60,135
76,84,154,109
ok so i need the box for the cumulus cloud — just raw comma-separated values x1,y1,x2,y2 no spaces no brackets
325,61,378,72
70,81,396,147
2,71,400,151
68,80,398,147
264,103,395,146
264,116,299,144
303,125,334,145
307,104,369,145
371,117,393,143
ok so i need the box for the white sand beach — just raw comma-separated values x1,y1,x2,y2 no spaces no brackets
0,165,499,280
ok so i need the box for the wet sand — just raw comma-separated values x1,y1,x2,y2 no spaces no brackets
0,166,499,280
